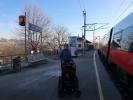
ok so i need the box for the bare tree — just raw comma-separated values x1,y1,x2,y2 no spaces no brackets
16,4,51,53
52,25,70,51
23,4,51,33
15,4,71,54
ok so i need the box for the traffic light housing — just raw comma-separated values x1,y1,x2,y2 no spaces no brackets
19,15,25,26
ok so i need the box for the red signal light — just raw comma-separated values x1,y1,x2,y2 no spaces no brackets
19,15,25,26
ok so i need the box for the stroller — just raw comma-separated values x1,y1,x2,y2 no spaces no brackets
58,60,81,97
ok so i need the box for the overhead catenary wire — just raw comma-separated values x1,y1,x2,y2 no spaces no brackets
109,0,131,28
77,0,87,12
114,0,127,16
77,0,87,39
82,0,86,11
112,2,133,26
115,2,133,21
77,0,83,13
119,0,126,7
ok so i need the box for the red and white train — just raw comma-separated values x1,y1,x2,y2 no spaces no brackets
99,13,133,98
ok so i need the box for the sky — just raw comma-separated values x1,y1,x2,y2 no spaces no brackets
0,0,133,41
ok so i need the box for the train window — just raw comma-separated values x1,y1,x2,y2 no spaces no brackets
121,25,133,51
129,42,133,53
112,31,122,50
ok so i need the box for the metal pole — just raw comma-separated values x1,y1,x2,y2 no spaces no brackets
83,10,86,54
27,30,30,54
41,32,43,53
93,24,95,49
33,32,34,45
27,15,30,55
25,12,27,62
82,26,84,54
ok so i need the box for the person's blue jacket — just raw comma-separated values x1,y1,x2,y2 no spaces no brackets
60,49,72,61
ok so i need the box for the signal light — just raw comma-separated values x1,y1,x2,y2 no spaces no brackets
19,15,25,26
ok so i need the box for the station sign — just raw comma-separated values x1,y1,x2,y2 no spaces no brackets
28,23,42,33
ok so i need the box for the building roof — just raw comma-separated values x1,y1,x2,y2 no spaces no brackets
77,37,83,40
86,40,91,43
77,37,91,43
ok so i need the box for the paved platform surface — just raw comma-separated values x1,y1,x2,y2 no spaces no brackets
0,50,122,100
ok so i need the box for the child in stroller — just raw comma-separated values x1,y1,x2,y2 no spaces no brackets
58,44,81,97
58,60,80,97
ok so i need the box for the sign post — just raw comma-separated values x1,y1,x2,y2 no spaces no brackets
28,23,43,53
24,12,27,61
19,12,27,62
28,23,42,33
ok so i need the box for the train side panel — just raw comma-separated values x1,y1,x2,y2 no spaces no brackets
100,13,133,77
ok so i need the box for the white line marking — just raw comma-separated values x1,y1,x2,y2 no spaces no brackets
93,51,104,100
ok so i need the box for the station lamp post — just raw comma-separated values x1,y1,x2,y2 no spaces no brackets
19,13,27,61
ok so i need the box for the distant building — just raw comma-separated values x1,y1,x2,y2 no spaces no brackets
69,36,93,51
68,36,93,56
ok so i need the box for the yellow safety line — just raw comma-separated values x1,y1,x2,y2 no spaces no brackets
93,51,104,100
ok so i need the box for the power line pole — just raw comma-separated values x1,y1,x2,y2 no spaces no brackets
24,12,27,62
85,23,108,49
93,24,95,48
83,10,86,54
81,10,108,51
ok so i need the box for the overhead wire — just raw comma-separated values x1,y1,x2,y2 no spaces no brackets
109,0,129,27
77,0,86,28
82,0,86,11
112,1,133,26
115,0,127,15
77,0,83,13
119,0,126,8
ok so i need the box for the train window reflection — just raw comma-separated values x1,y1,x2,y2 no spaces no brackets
112,31,122,50
121,25,133,51
112,40,121,49
129,42,133,52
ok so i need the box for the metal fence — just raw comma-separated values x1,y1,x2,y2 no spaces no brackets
0,54,25,71
0,55,25,65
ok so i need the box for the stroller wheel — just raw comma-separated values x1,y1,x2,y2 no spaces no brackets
58,76,64,98
58,77,62,89
75,90,81,98
58,90,64,98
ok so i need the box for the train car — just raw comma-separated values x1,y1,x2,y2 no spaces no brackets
69,36,77,57
99,13,133,99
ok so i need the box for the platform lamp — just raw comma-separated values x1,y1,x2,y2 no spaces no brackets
19,13,27,62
